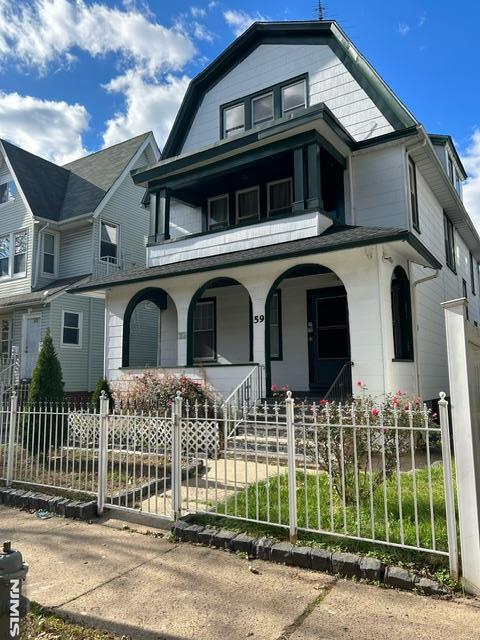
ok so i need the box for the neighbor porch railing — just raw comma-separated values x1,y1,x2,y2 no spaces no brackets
222,364,265,412
324,361,353,402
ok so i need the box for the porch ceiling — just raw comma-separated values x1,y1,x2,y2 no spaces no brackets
69,225,441,295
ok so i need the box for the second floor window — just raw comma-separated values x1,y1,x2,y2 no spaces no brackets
470,252,476,295
42,232,56,275
444,214,456,272
100,221,118,264
208,194,229,230
0,236,9,277
223,103,245,138
236,186,260,223
267,178,292,216
0,180,16,204
0,230,27,279
408,157,420,232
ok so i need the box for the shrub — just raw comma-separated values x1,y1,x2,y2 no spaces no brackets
28,329,64,404
91,376,114,412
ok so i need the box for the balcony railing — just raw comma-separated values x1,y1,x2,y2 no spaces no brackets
93,252,143,278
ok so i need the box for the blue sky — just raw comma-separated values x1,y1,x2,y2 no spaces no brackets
0,0,478,220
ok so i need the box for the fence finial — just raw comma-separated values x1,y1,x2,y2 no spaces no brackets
100,390,106,398
176,390,181,398
286,390,292,399
439,391,447,403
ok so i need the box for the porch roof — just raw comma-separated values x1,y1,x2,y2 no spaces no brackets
69,225,441,295
0,274,90,312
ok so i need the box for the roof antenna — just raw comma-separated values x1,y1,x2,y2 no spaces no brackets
315,1,326,20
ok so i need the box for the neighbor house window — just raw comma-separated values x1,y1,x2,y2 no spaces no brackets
0,318,11,357
444,214,456,272
100,221,118,264
0,180,16,204
470,252,476,295
267,178,292,216
42,232,56,275
223,103,245,138
281,80,306,115
61,311,82,347
208,194,229,230
13,231,27,276
193,298,216,362
269,291,282,360
391,266,414,360
463,279,469,321
408,157,420,232
448,155,454,183
236,186,260,223
252,92,274,126
0,235,9,278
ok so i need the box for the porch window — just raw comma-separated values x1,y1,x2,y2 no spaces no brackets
269,291,282,360
236,186,259,223
408,157,420,232
252,93,273,126
193,298,216,361
470,252,476,295
208,194,229,230
0,318,11,357
0,235,9,277
391,267,414,360
100,221,118,264
281,80,306,115
0,180,16,204
444,214,456,272
42,232,56,275
267,178,292,216
223,103,245,138
61,311,82,347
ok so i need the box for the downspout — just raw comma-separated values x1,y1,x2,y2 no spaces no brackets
33,221,49,289
410,263,440,397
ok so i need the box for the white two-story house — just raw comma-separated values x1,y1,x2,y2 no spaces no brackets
72,20,480,403
0,132,159,397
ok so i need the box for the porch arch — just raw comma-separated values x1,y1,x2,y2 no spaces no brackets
186,276,253,366
264,263,351,397
122,287,171,368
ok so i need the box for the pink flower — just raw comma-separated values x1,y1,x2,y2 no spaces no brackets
432,412,438,419
271,384,279,391
371,408,380,417
320,399,327,406
392,398,400,406
356,380,364,388
282,385,289,391
404,403,410,411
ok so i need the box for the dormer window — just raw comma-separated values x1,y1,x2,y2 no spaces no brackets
281,80,306,115
0,229,27,279
0,180,16,204
252,93,274,126
42,232,57,275
223,103,245,138
100,221,119,264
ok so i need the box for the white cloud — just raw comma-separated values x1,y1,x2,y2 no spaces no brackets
190,6,207,18
0,91,88,164
398,22,411,36
0,0,195,76
223,9,267,37
418,14,427,27
461,129,480,230
102,70,190,149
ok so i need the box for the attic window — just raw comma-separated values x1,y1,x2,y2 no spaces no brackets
223,104,245,138
100,221,119,264
0,180,16,204
281,80,306,115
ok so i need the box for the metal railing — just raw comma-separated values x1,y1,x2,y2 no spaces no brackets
324,361,353,401
0,389,459,578
92,252,142,278
223,364,265,411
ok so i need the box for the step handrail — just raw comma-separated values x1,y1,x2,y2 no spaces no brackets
222,364,265,409
323,360,353,401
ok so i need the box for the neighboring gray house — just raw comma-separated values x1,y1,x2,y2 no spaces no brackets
0,132,159,395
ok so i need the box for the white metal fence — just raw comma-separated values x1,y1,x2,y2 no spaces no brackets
0,390,459,578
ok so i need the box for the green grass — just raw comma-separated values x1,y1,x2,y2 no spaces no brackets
21,602,120,639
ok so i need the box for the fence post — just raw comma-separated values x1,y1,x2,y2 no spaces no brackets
285,390,297,544
97,391,109,516
438,392,459,580
172,391,183,520
6,392,18,486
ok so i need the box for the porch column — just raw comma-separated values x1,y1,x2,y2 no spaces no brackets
176,301,189,366
292,147,305,212
157,188,171,241
306,142,323,210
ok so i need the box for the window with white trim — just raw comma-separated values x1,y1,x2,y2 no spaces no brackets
281,80,306,115
208,194,229,230
223,103,245,138
0,318,11,357
42,232,56,275
100,221,119,264
0,235,9,278
61,311,82,347
193,299,216,361
252,93,273,126
0,230,27,279
236,186,259,223
267,178,292,216
0,180,16,204
13,231,27,276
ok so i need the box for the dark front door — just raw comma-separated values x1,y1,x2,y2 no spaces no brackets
307,287,350,395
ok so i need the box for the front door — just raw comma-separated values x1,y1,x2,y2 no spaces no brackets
21,314,42,379
307,287,350,395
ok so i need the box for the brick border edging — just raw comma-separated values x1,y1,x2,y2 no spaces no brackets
171,520,451,597
0,487,97,520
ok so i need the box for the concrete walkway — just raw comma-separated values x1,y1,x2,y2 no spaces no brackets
1,506,479,640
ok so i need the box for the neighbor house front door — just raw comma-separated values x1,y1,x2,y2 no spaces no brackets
306,287,350,395
21,314,42,379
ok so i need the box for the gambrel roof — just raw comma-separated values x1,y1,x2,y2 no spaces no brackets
0,132,153,222
162,20,417,158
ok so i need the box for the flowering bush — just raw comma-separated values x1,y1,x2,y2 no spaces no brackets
113,371,216,413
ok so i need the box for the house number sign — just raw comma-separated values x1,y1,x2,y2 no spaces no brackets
253,315,265,323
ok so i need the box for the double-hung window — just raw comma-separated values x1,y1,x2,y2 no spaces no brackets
193,299,216,362
100,221,119,264
408,157,420,232
42,232,56,275
269,291,283,360
223,103,245,138
281,79,306,115
236,186,259,223
0,318,11,358
267,178,292,216
0,230,27,279
444,214,456,272
0,180,16,204
252,92,274,126
13,231,27,276
61,311,82,347
0,235,9,278
208,194,229,230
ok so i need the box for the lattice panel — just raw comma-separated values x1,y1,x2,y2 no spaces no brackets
68,413,100,446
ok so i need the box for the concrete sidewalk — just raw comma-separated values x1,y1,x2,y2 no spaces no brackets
1,506,479,640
